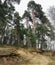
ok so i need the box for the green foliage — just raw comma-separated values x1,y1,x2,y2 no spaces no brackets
22,1,54,49
0,0,54,50
22,11,32,21
4,0,21,4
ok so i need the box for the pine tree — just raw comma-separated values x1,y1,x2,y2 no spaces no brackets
22,1,54,50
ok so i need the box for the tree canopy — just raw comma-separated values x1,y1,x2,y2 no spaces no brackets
0,0,54,50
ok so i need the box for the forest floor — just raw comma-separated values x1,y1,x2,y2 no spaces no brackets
0,47,55,65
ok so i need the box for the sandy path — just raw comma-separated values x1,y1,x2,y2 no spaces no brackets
17,49,51,65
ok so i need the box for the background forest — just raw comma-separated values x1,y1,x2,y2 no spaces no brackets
0,0,55,51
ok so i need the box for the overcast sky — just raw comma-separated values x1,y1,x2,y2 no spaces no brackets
14,0,55,16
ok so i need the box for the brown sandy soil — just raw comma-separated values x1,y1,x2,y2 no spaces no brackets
17,48,51,65
0,48,55,65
